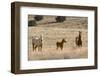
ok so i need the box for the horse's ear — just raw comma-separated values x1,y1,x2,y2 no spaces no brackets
64,38,66,40
79,31,82,33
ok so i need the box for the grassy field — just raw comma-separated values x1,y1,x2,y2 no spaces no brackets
28,16,88,60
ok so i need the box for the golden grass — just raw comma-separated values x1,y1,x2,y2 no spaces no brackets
28,27,88,60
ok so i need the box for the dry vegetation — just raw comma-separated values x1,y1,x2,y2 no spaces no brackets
28,16,88,60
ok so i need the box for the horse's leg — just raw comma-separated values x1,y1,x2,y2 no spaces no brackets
38,46,40,51
34,45,37,51
38,46,39,51
37,45,40,51
61,46,63,50
81,43,82,47
80,42,82,47
38,44,42,51
38,46,41,51
81,40,82,47
56,46,58,50
60,44,63,50
78,39,82,47
40,44,42,51
32,44,34,51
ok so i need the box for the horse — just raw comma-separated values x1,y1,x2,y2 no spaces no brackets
75,31,82,47
32,35,42,51
56,38,66,50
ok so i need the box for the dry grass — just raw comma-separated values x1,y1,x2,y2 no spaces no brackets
28,47,88,60
28,27,88,60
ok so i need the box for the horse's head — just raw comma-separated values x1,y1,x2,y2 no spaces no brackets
62,39,67,43
79,31,82,34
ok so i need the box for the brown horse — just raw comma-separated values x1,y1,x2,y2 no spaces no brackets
56,39,66,50
75,31,82,47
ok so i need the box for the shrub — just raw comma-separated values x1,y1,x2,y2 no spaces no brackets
34,15,43,21
28,20,37,26
56,16,66,22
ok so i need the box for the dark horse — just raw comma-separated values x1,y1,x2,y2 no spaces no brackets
75,31,82,47
56,39,66,50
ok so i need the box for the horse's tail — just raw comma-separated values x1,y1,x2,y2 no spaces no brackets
56,42,59,45
56,42,58,50
75,37,78,46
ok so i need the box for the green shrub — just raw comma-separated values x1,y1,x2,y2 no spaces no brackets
28,20,37,26
56,16,66,22
34,15,43,21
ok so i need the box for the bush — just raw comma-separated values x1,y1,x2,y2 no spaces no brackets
56,16,66,22
34,15,43,21
28,20,37,26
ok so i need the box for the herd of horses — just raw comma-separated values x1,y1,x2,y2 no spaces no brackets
32,31,82,51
